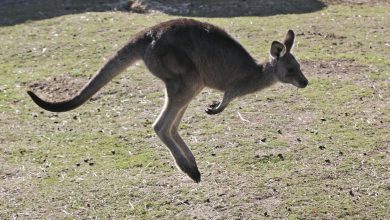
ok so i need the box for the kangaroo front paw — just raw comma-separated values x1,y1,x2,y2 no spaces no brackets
205,101,223,115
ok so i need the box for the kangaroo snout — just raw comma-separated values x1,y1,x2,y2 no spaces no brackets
298,78,309,88
292,77,308,88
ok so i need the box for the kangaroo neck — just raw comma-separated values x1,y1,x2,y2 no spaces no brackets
263,57,278,75
254,60,277,91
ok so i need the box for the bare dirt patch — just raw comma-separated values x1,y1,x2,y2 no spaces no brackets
27,74,88,102
301,59,369,78
301,59,389,129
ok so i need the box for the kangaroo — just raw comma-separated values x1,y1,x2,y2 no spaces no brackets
27,18,308,182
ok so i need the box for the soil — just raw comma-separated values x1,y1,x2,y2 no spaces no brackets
28,74,88,102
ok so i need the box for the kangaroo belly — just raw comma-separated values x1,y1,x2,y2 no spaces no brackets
193,53,259,91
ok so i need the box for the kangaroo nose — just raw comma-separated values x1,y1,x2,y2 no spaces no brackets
300,79,308,88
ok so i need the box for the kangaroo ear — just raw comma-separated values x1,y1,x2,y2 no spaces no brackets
270,41,286,59
283,30,295,52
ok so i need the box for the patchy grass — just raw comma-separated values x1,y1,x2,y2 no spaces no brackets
1,1,389,219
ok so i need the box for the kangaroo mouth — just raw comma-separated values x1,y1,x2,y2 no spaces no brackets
292,80,308,88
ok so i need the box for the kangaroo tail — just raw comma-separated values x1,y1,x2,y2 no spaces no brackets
27,38,148,112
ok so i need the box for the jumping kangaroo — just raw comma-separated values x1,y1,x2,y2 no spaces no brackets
27,19,308,182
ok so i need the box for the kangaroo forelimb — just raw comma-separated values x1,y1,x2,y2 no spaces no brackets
205,91,236,115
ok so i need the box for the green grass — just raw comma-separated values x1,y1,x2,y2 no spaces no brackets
1,1,389,219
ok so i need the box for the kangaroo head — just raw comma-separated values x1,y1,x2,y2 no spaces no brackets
269,30,308,88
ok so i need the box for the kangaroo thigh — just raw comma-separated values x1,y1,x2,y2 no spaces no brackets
162,47,195,75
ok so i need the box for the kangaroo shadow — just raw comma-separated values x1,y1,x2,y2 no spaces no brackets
0,0,327,26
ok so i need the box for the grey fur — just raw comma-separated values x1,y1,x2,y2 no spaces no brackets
27,19,308,182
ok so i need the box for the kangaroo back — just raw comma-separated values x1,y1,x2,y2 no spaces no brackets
27,37,148,112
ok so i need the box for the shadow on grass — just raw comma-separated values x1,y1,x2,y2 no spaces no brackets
0,0,127,26
130,0,327,18
0,0,327,26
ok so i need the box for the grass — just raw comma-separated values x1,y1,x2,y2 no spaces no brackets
1,1,389,219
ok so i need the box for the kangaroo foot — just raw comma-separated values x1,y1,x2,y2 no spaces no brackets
184,164,201,183
175,158,201,183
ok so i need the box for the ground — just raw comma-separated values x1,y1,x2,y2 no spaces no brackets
0,0,389,219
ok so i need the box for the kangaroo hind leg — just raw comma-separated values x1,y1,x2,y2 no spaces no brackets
147,44,204,181
154,81,202,182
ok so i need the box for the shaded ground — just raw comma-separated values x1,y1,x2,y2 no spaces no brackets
0,0,128,26
129,0,390,17
129,0,326,17
2,0,389,26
